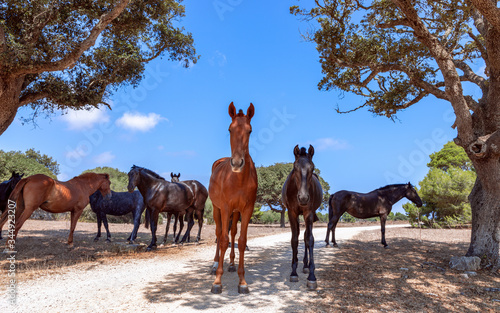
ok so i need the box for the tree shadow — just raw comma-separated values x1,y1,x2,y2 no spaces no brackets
312,233,500,312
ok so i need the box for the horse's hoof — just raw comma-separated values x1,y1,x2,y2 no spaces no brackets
245,246,250,251
228,265,236,272
238,285,249,294
211,284,222,294
290,276,299,282
210,268,217,275
303,268,309,274
146,245,157,252
307,280,318,290
384,245,389,249
325,243,330,248
105,239,111,243
333,243,338,248
93,238,99,242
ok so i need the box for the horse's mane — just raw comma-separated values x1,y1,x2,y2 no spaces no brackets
74,172,109,181
377,183,409,191
235,109,245,117
131,165,165,180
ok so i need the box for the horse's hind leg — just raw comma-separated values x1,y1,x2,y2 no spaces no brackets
196,208,203,242
180,209,195,244
128,209,142,243
228,211,239,272
174,214,184,243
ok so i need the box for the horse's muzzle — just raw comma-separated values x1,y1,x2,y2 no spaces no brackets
230,158,245,172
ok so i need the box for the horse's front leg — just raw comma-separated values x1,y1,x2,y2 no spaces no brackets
102,214,111,242
162,212,172,244
228,211,239,272
211,205,230,294
68,207,84,247
380,213,388,248
236,207,252,294
147,209,160,251
196,209,203,242
304,212,317,290
302,224,310,274
289,210,300,283
175,213,184,243
180,209,196,244
94,214,102,242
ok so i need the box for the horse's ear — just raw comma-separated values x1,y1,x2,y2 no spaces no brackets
171,172,174,178
308,145,315,158
177,173,181,178
247,103,255,120
293,145,300,158
228,102,236,118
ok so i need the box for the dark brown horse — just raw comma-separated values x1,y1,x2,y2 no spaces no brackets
0,171,24,240
166,172,207,244
209,102,257,294
325,183,422,248
0,173,111,247
282,145,323,290
127,165,196,251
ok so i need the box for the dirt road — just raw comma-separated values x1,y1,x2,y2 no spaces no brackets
2,225,403,312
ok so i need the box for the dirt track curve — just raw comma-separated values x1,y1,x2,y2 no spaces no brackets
1,225,404,313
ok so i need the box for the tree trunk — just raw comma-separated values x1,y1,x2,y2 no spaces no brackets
280,209,286,228
466,159,500,269
0,78,23,135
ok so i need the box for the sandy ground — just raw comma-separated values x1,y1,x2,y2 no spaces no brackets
0,224,403,312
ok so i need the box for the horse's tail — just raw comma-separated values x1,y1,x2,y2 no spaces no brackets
144,208,150,229
327,194,335,230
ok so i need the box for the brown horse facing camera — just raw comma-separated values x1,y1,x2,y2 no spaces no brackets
209,102,258,294
0,173,111,248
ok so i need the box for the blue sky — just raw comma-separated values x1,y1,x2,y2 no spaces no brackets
0,1,472,214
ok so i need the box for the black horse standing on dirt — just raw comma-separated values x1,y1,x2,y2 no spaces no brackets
0,172,23,239
282,145,323,290
89,190,146,243
127,165,200,251
165,173,207,244
325,183,423,248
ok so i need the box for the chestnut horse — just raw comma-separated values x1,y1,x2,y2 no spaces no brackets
282,145,323,290
0,173,111,247
325,183,422,248
0,171,24,240
209,102,257,294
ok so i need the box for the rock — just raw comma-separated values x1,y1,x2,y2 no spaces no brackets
111,242,147,254
464,271,477,276
460,273,469,279
400,267,409,271
449,256,481,271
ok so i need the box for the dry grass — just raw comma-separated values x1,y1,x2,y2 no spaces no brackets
307,227,500,313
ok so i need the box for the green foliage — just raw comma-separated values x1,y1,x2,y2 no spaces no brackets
204,197,214,225
388,212,408,221
316,211,329,223
2,0,198,124
0,149,58,180
82,167,128,191
403,141,475,228
428,141,474,172
341,212,356,223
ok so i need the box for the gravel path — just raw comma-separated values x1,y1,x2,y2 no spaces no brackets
2,225,403,312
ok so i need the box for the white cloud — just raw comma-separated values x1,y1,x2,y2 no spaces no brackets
116,112,166,132
310,138,350,151
61,107,110,130
94,151,115,164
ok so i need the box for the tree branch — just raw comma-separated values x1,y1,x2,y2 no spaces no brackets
377,18,411,29
453,60,487,90
470,0,500,31
18,91,49,107
12,0,130,78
